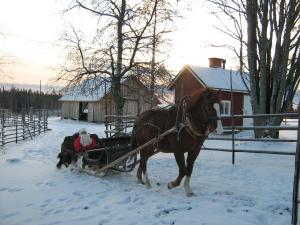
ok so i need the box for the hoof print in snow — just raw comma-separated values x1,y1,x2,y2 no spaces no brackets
268,204,291,215
186,192,196,197
155,208,178,217
6,158,21,164
83,206,89,210
214,191,234,196
226,208,233,213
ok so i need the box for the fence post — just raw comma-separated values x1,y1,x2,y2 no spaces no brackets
46,110,48,131
43,110,47,132
292,114,300,225
33,119,36,137
1,110,4,146
43,110,45,132
15,122,18,143
29,107,33,121
22,110,25,140
38,110,41,135
230,70,235,164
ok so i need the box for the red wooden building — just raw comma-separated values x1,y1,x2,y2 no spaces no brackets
169,58,252,127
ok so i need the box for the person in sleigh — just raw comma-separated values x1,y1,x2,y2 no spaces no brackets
56,128,100,168
73,128,97,153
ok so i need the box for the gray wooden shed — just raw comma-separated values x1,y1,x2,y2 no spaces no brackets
59,76,160,122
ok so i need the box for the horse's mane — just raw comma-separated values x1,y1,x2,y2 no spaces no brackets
186,88,214,111
184,88,216,132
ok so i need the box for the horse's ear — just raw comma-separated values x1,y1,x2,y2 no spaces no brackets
217,89,222,98
206,88,214,98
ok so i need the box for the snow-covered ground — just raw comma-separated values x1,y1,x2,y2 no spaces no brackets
0,117,297,225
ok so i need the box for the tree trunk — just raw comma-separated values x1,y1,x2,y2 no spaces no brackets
247,0,262,138
150,8,157,109
113,0,126,132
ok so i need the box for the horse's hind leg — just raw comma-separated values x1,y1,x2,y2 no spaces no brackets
137,159,151,187
168,152,186,189
137,164,144,184
137,148,153,188
185,149,200,197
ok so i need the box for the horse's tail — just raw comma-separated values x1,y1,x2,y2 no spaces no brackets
131,123,138,151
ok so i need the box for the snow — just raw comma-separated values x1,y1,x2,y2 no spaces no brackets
0,117,297,225
59,80,108,102
188,65,249,92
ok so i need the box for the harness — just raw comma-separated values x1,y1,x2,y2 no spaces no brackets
176,96,209,141
136,96,210,144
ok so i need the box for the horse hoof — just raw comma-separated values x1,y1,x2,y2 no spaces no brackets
186,192,195,197
167,182,173,189
137,179,145,185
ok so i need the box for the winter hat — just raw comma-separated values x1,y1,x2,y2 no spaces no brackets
78,128,87,135
78,128,92,146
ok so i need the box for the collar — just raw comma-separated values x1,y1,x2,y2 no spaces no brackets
185,116,208,138
182,100,208,139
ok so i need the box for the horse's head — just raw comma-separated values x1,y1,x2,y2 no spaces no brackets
185,88,223,135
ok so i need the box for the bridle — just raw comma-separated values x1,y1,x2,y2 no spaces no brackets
175,96,210,141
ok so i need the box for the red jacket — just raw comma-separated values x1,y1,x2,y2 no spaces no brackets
73,136,97,153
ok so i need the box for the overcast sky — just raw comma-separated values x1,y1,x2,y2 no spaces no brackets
0,0,236,86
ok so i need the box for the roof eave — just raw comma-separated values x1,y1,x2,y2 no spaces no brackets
168,65,208,90
209,87,249,94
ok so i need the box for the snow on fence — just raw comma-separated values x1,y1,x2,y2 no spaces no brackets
104,115,136,137
0,109,49,146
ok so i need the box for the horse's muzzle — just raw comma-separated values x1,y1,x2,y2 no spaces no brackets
213,103,224,134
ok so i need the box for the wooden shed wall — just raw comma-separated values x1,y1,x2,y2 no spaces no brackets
87,102,102,122
219,91,244,126
61,102,79,120
88,99,111,122
86,77,155,122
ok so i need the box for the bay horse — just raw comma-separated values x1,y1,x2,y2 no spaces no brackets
131,88,223,196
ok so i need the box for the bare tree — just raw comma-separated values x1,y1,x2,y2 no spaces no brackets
246,0,300,137
208,0,249,91
209,0,300,138
58,0,159,122
131,62,173,105
147,0,178,108
0,34,14,80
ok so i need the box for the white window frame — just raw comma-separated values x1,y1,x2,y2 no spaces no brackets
221,100,231,116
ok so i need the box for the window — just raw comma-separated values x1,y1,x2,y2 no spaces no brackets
221,100,231,115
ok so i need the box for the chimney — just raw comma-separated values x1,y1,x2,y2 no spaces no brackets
208,57,226,69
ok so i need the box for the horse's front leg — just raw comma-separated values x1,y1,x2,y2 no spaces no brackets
168,152,186,189
185,148,201,197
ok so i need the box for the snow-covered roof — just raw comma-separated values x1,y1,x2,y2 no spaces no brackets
173,65,249,93
59,79,110,102
59,76,159,102
59,88,105,102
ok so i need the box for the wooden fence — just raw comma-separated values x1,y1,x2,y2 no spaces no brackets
104,115,137,137
0,109,49,146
